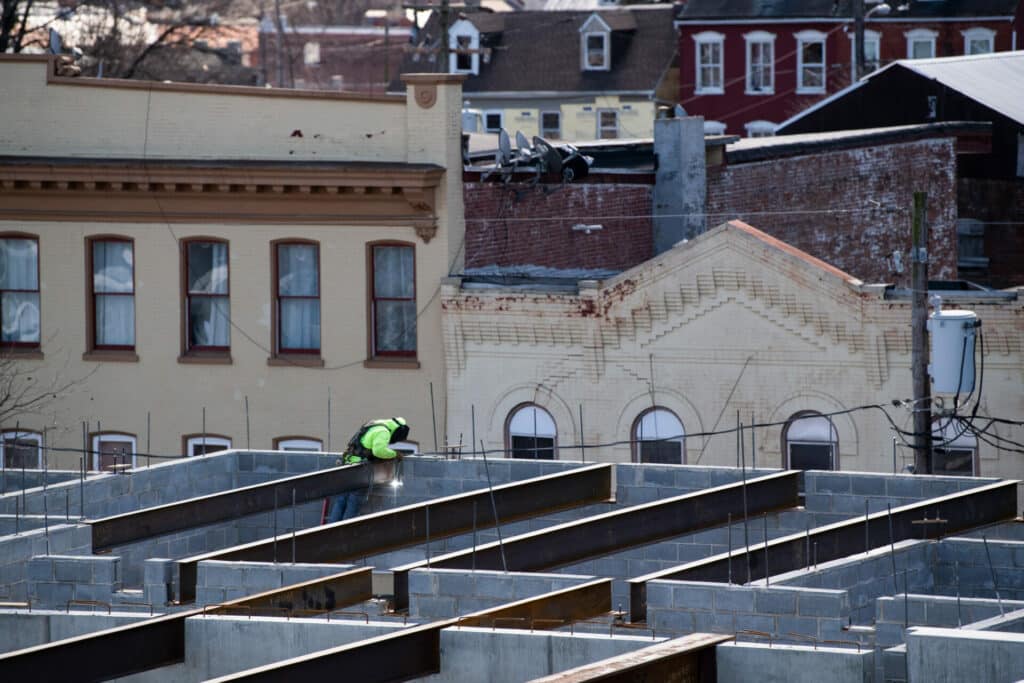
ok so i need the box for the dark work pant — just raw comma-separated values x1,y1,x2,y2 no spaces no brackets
326,490,365,523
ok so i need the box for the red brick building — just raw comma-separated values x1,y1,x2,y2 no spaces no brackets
674,0,1022,137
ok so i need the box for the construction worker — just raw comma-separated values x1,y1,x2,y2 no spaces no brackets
325,417,410,523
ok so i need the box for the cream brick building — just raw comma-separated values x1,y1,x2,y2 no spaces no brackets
0,55,464,469
441,221,1024,480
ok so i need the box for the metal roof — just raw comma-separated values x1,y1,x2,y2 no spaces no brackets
895,51,1024,126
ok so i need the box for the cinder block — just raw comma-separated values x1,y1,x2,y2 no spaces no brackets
798,591,844,617
411,595,456,619
672,584,714,610
649,608,694,634
885,477,923,500
754,589,797,615
811,473,851,494
850,475,887,496
714,587,755,613
196,587,227,606
199,561,243,589
92,557,119,586
74,583,113,603
474,573,514,599
874,620,905,647
27,557,54,582
693,611,736,634
773,615,819,639
32,581,74,607
436,571,475,597
54,557,93,583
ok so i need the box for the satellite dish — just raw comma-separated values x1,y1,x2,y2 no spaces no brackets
497,128,512,166
515,131,531,153
532,136,562,176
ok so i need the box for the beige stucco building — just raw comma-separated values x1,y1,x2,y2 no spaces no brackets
0,55,465,470
441,221,1023,480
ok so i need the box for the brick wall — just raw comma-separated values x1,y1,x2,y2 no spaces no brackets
708,139,959,285
463,182,653,270
957,178,1024,289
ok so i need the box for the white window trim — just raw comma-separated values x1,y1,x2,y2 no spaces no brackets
745,120,777,137
693,31,725,95
703,120,727,135
483,109,503,133
905,28,937,59
449,20,480,75
795,30,827,94
276,438,323,452
581,30,610,71
303,41,320,66
186,435,232,457
961,27,995,55
0,430,42,470
846,28,881,79
597,108,619,139
91,433,137,470
744,31,776,95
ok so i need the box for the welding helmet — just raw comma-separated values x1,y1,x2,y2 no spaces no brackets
389,416,410,443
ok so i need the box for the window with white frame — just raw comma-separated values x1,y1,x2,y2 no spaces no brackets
744,31,775,94
449,20,480,74
962,27,995,55
0,430,41,469
744,120,777,137
848,29,881,77
186,435,232,457
92,433,136,471
484,110,503,133
906,29,937,59
597,109,618,139
579,14,611,71
303,42,320,66
795,30,826,93
633,408,685,464
540,111,561,139
932,418,977,475
275,438,323,452
694,31,724,94
783,412,837,470
703,120,727,135
507,404,557,459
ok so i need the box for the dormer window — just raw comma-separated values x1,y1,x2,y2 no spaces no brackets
579,14,612,71
449,19,480,75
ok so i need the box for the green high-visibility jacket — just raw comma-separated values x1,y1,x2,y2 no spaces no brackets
344,419,403,464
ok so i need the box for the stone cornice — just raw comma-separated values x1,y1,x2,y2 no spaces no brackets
0,158,446,239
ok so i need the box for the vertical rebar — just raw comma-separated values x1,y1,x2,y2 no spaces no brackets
471,501,477,571
65,489,69,521
805,522,811,568
727,513,733,585
735,411,740,468
579,404,585,463
201,407,207,456
326,388,331,452
43,492,49,555
480,439,508,573
982,535,1004,616
740,419,750,584
291,488,296,564
42,428,47,490
147,411,151,467
888,503,898,593
892,436,897,474
79,454,84,519
245,396,251,450
763,513,769,586
471,405,477,459
14,496,19,535
425,505,431,568
813,542,818,569
751,411,756,470
865,499,870,555
827,413,836,469
955,560,963,627
904,569,909,628
273,489,278,564
429,382,438,453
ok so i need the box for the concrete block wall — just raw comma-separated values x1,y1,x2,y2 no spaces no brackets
644,580,857,647
27,554,121,609
0,610,149,654
773,540,933,624
0,469,79,494
716,641,874,683
0,524,91,601
194,560,353,607
0,514,52,534
932,537,1024,601
874,594,1024,647
964,607,1024,634
905,626,1024,682
408,569,597,620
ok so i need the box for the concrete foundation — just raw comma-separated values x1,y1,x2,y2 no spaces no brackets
716,641,873,683
905,626,1024,682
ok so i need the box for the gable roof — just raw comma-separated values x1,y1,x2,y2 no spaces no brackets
677,0,1019,20
394,6,677,95
779,50,1024,131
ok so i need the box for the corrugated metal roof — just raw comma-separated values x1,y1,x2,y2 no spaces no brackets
896,51,1024,126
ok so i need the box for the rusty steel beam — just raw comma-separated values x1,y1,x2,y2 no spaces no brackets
392,470,801,611
628,478,1018,622
178,463,615,602
90,461,387,551
0,568,372,681
207,580,614,682
527,633,732,683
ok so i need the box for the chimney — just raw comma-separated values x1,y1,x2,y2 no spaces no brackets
652,115,707,254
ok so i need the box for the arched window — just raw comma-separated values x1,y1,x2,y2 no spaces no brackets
506,404,557,460
184,434,232,457
1,429,41,469
274,437,323,452
91,432,137,471
782,412,837,470
633,408,685,464
932,418,978,476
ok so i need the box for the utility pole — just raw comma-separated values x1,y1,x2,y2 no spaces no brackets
911,191,932,474
273,0,285,87
853,0,865,81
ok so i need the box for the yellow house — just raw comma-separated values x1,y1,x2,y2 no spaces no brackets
0,55,465,470
398,7,678,142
